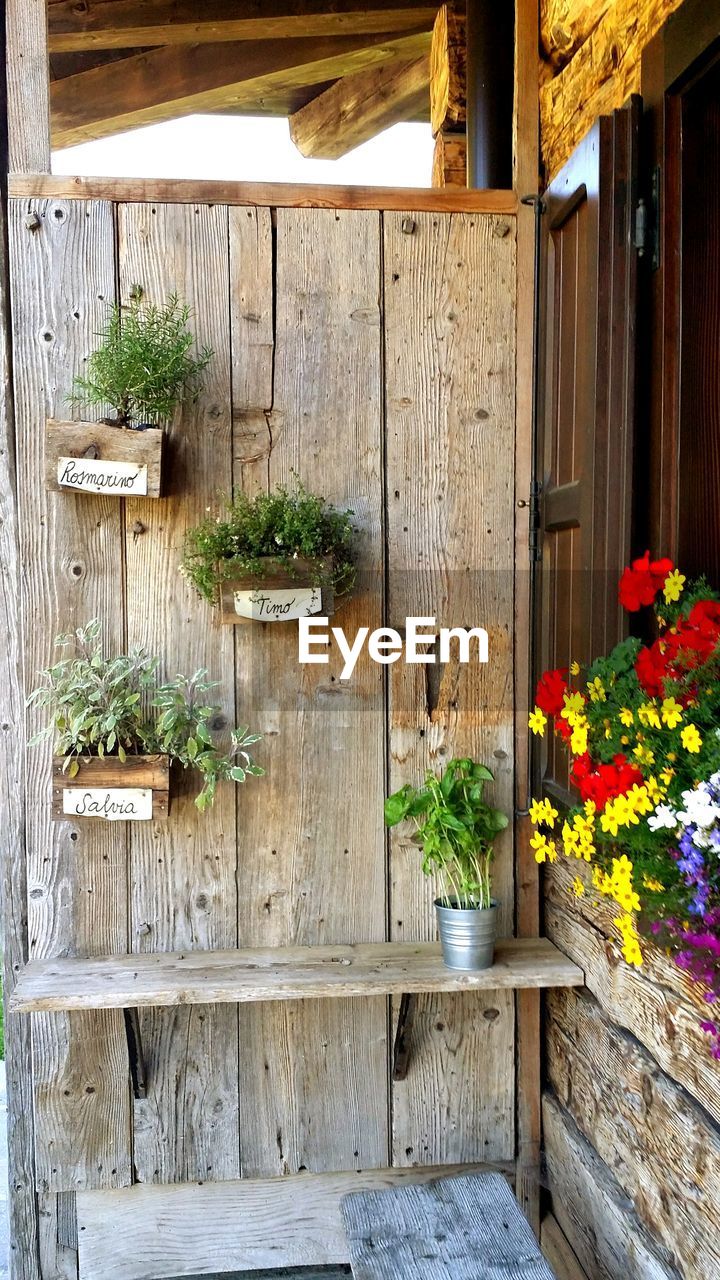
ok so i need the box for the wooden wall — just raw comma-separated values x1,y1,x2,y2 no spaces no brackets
544,858,720,1280
7,192,516,1276
539,0,685,177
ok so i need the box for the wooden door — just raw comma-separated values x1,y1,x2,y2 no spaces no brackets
538,101,640,806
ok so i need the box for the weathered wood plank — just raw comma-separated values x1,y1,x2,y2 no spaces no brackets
431,131,467,187
6,0,51,172
540,1213,589,1280
9,196,132,1197
540,1,613,68
384,210,517,1167
50,30,432,147
233,206,387,1178
10,938,584,1011
9,174,519,216
341,1173,555,1279
429,2,466,135
289,54,429,160
48,1,438,51
119,201,239,1185
543,1094,679,1280
547,987,720,1280
75,1163,512,1280
539,0,684,177
545,860,720,1123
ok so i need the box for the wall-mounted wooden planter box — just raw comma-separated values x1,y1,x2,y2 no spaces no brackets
52,755,170,822
219,556,335,624
45,419,164,497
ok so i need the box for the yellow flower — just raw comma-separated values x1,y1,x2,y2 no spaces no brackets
681,724,703,754
529,797,559,829
633,743,655,767
638,703,662,729
570,718,588,755
530,832,557,864
613,913,643,967
661,697,683,729
668,752,677,762
663,569,686,604
571,877,585,898
644,775,665,805
583,799,596,818
570,660,580,676
528,707,547,736
621,735,630,745
643,876,664,892
619,708,634,727
561,691,586,720
600,802,620,838
587,677,606,703
659,767,674,786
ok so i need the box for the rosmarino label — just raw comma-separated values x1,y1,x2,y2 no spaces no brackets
62,787,154,820
299,616,489,681
57,456,149,495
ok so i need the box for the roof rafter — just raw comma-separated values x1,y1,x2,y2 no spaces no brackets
51,29,432,148
48,0,438,53
289,54,429,159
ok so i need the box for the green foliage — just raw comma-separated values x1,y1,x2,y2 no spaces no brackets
27,621,262,811
181,477,356,605
70,293,213,426
384,758,508,910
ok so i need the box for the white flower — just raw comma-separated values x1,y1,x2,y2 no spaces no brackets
647,804,678,832
678,786,720,829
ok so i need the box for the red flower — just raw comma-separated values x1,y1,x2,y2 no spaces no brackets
688,599,720,636
635,639,669,697
570,753,643,807
618,552,674,612
554,716,572,743
535,668,568,716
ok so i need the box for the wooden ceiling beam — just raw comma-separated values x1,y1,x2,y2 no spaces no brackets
50,30,432,148
289,54,429,160
48,0,438,53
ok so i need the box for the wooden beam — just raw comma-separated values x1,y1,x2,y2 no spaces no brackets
431,129,467,186
48,0,438,53
540,0,613,69
50,29,432,147
7,0,51,171
429,1,466,136
10,174,519,213
10,938,584,1012
289,54,429,160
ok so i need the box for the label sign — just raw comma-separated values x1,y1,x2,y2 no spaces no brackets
58,456,149,496
234,586,323,622
63,787,153,821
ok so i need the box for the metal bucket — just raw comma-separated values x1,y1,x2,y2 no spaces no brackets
434,898,498,971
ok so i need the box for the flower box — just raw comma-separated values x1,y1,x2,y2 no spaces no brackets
52,754,170,822
218,556,335,625
45,419,164,498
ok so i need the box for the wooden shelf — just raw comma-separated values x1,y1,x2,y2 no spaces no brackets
10,939,583,1013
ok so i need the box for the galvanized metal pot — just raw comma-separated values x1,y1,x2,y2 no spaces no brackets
434,898,498,971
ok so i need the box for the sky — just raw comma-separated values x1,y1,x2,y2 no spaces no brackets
52,114,435,187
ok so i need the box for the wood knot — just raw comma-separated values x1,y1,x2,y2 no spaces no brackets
494,220,511,238
483,1007,500,1022
401,217,416,235
82,444,99,460
24,212,41,232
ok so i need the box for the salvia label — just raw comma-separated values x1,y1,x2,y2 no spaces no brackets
62,787,154,820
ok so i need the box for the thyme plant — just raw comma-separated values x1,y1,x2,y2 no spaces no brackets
71,293,213,427
384,758,508,909
27,621,262,811
181,478,355,605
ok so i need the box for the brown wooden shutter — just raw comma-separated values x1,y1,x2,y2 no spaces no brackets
537,100,641,806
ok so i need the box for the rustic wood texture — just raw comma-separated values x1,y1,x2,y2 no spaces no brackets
384,210,516,1168
118,200,240,1186
9,174,519,215
9,196,132,1201
540,1214,589,1280
47,1,439,51
547,987,720,1280
540,0,684,177
0,79,42,1278
430,2,466,136
51,754,170,821
6,0,51,172
431,131,467,188
545,858,720,1124
542,1094,679,1280
10,938,583,1012
45,419,164,497
75,1163,512,1280
341,1173,555,1279
289,55,429,160
540,0,613,67
233,206,387,1179
50,30,432,146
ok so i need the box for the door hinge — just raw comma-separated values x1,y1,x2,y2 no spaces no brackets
519,482,542,562
634,165,661,271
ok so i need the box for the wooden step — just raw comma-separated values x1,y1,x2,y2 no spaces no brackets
10,938,583,1013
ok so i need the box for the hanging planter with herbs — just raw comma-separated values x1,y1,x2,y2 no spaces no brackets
46,292,213,499
181,479,356,624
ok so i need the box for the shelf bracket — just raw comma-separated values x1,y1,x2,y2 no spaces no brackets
123,1007,147,1099
392,992,417,1081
